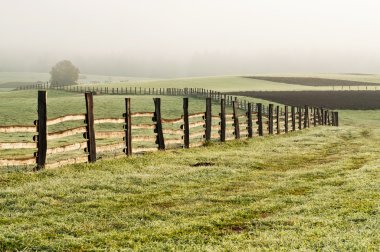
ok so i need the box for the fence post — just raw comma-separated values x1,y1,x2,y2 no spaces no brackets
284,106,289,133
123,98,132,156
331,111,336,126
183,98,190,148
321,108,325,125
276,105,280,134
153,98,165,150
335,112,339,127
298,107,302,130
36,90,47,170
85,92,96,163
247,103,253,138
220,99,226,142
232,100,240,139
205,97,212,141
326,111,330,125
268,104,274,134
313,107,317,127
291,106,296,131
304,105,309,128
257,103,263,136
316,108,320,125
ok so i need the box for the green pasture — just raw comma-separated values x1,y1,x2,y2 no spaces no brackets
75,76,322,92
74,75,380,92
0,90,239,164
0,72,154,87
3,72,380,92
0,74,379,250
0,116,378,250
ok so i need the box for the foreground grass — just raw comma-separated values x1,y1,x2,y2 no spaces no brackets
0,123,379,250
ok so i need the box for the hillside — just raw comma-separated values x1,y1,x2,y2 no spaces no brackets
0,75,379,250
0,116,379,250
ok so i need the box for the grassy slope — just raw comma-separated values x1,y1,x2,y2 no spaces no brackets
0,115,379,250
77,75,380,92
0,72,154,88
0,90,225,125
0,90,232,163
77,76,322,92
3,72,380,92
0,75,379,250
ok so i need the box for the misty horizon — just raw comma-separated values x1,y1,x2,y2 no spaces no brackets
1,0,380,77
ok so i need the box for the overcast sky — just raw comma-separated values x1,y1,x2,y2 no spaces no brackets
1,0,380,77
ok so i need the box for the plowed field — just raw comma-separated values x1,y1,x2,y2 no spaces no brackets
229,91,380,109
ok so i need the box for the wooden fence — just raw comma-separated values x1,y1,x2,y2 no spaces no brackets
17,84,266,113
0,90,338,170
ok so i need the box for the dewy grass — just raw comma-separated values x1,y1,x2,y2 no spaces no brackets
0,75,379,250
0,123,379,250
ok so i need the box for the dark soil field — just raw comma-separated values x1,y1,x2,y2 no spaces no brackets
245,76,380,86
229,91,380,109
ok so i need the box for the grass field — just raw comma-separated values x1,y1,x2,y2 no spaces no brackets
0,115,379,250
0,75,379,250
0,90,238,166
3,72,380,92
75,75,380,92
0,72,154,89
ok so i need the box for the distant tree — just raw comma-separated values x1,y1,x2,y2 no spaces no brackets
50,60,80,86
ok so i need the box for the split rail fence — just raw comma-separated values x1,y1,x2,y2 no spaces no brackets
0,90,338,170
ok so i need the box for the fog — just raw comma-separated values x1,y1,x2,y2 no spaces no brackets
1,0,380,77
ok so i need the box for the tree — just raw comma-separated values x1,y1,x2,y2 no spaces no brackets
50,60,80,86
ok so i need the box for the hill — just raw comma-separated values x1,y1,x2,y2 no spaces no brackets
0,118,379,250
0,74,378,250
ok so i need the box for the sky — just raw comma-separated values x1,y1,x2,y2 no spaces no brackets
0,0,380,77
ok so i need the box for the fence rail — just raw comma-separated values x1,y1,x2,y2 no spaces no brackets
0,90,339,170
16,83,265,113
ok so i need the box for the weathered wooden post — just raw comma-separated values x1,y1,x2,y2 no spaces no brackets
268,104,274,134
36,90,47,170
327,111,331,125
335,112,339,126
232,100,240,139
291,106,296,131
220,98,226,142
304,105,309,128
205,97,212,141
284,105,289,133
123,98,132,156
298,107,302,130
276,105,280,134
183,98,190,148
321,108,325,125
257,103,263,136
153,98,165,150
247,103,253,138
85,92,96,163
